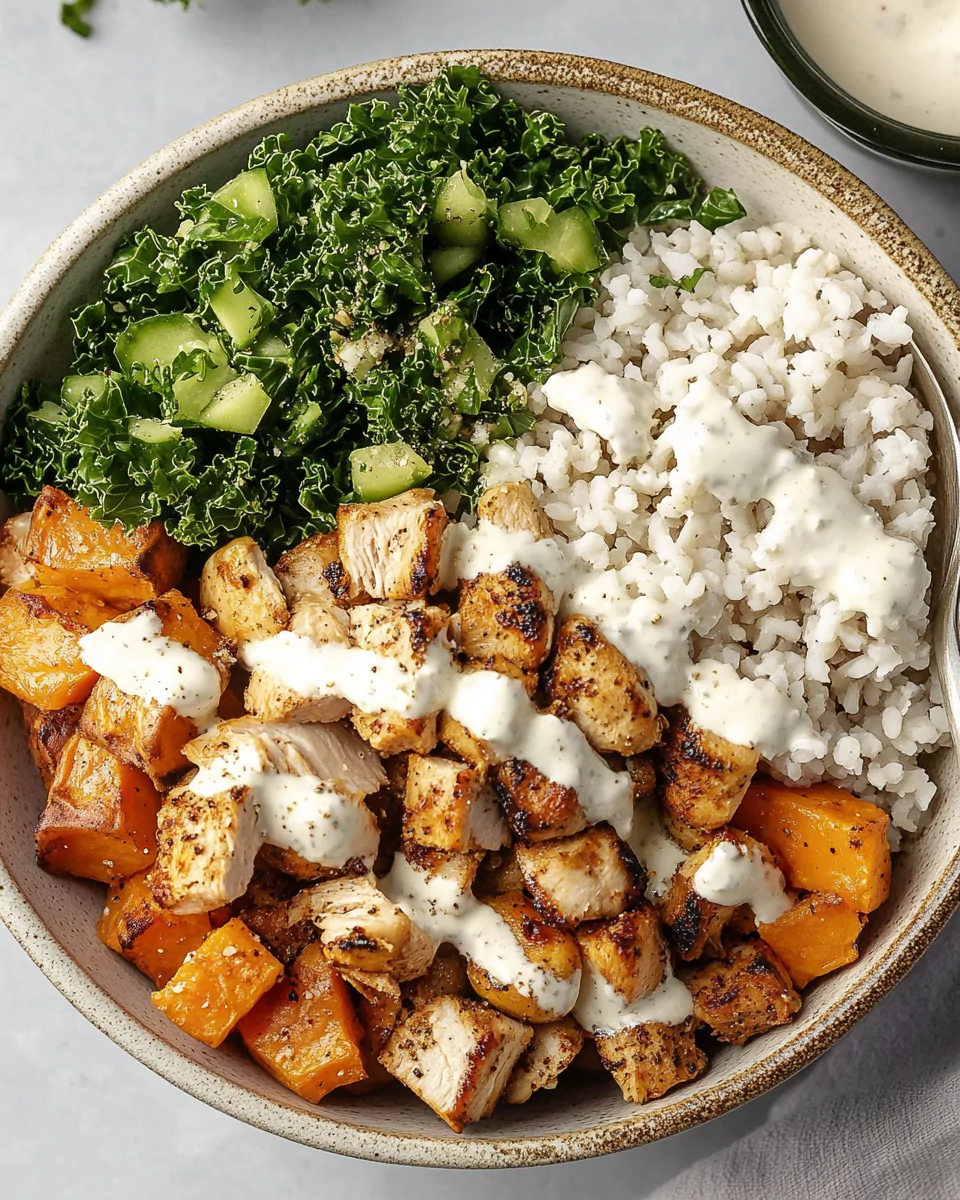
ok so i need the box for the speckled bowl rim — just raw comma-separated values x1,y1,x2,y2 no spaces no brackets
2,49,960,1170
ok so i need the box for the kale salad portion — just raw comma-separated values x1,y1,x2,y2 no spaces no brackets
1,66,744,551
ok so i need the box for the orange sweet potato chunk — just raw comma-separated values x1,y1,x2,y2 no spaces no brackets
21,700,83,789
36,734,161,882
758,892,865,989
152,918,283,1047
0,585,118,709
97,870,222,987
79,590,232,788
238,944,367,1102
25,486,187,605
734,777,891,913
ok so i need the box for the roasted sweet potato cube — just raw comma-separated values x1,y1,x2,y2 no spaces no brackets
758,892,864,988
238,944,367,1101
199,536,289,643
97,870,220,986
337,489,447,601
657,708,759,830
595,1018,707,1103
21,700,83,788
25,486,186,604
733,777,891,913
0,585,118,709
684,939,801,1045
575,907,668,1003
79,590,231,788
36,734,160,882
152,917,283,1047
516,826,642,927
494,757,587,842
380,995,532,1131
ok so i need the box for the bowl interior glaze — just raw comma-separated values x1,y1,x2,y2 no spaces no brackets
1,51,960,1169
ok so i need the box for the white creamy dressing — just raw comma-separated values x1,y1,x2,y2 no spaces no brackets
382,852,581,1015
439,519,571,608
241,634,455,718
627,798,689,899
445,671,634,837
243,630,635,838
669,379,929,637
542,362,658,467
684,662,826,761
79,609,221,725
573,959,694,1035
189,738,380,869
692,840,792,926
779,0,960,136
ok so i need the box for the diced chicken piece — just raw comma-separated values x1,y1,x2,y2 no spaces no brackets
244,589,352,724
474,846,526,899
338,489,447,601
239,899,320,968
517,826,642,927
684,939,801,1045
477,481,554,539
545,615,660,756
348,600,448,756
466,891,582,1023
458,566,554,671
287,874,436,981
438,712,491,771
575,906,668,1003
185,718,387,800
402,844,483,893
657,708,759,830
21,700,82,789
629,754,657,799
494,757,587,842
660,804,712,852
199,536,289,644
255,843,360,883
380,995,533,1131
659,831,775,961
0,512,33,588
466,653,538,697
505,1017,584,1105
595,1018,707,1103
152,720,386,914
153,778,261,914
274,530,366,607
402,943,470,1005
403,754,507,853
340,967,404,1064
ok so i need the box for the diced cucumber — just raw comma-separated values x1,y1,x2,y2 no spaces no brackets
209,265,273,349
535,206,604,274
498,197,555,249
129,417,182,444
115,313,237,421
431,169,489,247
249,332,293,361
421,305,501,402
429,245,482,286
498,199,604,274
197,372,272,434
283,401,322,455
461,328,500,397
210,169,279,242
29,401,66,425
61,373,107,406
350,441,432,502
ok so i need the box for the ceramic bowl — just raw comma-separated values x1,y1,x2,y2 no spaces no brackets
2,50,960,1170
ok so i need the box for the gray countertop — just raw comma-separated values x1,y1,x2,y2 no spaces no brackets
1,1,958,1195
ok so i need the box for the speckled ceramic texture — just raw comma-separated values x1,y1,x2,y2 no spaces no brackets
2,51,960,1170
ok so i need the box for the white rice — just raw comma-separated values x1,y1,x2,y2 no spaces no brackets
485,219,951,840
